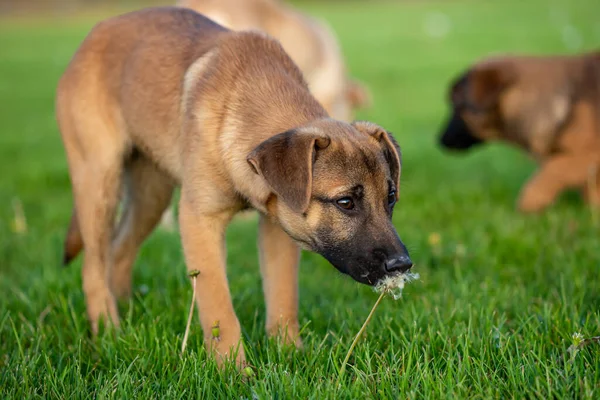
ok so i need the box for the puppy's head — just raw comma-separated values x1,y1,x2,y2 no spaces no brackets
439,61,516,150
247,119,412,286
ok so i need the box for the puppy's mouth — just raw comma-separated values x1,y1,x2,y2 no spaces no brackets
440,138,483,151
301,241,400,286
327,260,384,286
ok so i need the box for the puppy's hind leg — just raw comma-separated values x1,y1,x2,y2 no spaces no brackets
57,93,127,334
69,152,125,333
111,155,176,299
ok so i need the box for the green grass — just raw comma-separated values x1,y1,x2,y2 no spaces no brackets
1,0,600,398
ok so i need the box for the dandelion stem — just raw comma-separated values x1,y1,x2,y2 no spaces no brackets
181,273,198,354
337,290,386,386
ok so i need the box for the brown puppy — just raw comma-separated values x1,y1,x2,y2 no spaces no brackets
57,7,412,367
439,51,600,212
176,0,371,122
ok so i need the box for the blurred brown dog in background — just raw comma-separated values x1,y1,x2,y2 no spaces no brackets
439,51,600,212
176,0,371,121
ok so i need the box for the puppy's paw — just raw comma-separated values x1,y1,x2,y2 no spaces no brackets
267,321,303,349
205,320,246,369
516,186,554,213
210,340,246,369
110,272,132,300
85,289,120,335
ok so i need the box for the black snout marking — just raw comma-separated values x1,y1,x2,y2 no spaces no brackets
439,112,483,150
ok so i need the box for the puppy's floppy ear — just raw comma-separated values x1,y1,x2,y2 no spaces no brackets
247,130,331,213
468,62,516,110
352,121,402,195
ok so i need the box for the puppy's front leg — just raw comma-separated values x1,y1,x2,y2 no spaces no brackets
258,214,302,347
582,163,600,208
179,192,245,367
518,153,599,213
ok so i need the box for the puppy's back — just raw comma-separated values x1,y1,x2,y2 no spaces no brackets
59,7,227,100
57,6,326,178
56,8,229,172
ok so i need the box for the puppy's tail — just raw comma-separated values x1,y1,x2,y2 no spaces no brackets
63,209,83,266
346,79,372,110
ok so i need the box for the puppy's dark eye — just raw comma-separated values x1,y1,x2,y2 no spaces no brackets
388,190,397,206
336,197,354,210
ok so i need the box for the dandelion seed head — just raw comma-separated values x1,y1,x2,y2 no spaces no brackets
374,271,420,300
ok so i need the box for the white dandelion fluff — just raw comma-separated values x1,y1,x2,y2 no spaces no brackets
374,271,420,300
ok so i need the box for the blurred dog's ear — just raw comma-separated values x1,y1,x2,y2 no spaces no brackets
352,121,401,195
346,79,372,109
247,130,330,213
467,62,516,110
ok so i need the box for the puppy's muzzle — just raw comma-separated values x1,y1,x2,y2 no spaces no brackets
439,112,483,150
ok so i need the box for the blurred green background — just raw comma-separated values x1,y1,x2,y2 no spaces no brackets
1,0,599,398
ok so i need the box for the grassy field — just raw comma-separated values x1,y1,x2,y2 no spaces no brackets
1,0,599,398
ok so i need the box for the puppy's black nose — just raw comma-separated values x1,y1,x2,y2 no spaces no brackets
384,254,413,273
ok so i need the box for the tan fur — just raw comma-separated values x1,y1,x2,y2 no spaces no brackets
176,0,371,121
440,51,600,212
155,0,373,230
57,7,408,368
